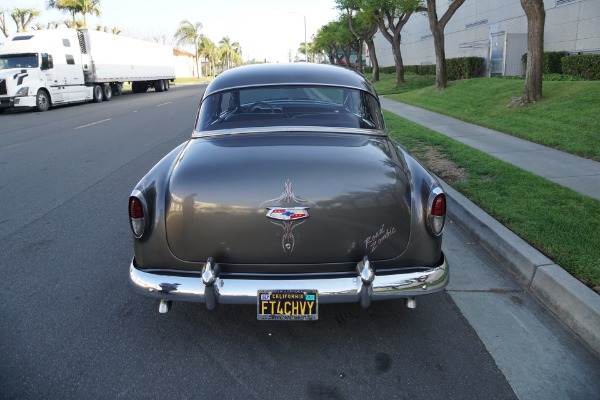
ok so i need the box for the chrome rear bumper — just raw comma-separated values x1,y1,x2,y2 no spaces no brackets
129,255,448,307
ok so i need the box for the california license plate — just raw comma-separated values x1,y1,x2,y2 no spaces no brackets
257,290,318,321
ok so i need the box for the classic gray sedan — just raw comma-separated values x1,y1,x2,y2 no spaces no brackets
128,63,448,320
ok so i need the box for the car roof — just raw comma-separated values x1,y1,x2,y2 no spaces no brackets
203,63,378,99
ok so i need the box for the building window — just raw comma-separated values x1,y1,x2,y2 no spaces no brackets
556,0,581,6
465,19,488,30
63,39,71,47
66,55,75,65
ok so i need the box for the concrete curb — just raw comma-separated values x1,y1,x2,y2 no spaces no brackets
440,181,600,356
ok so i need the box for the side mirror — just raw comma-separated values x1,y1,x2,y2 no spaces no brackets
41,53,54,70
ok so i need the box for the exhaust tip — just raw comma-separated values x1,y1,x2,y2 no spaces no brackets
159,299,172,314
405,297,417,309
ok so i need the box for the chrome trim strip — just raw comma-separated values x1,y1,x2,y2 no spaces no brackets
128,256,448,306
192,126,388,139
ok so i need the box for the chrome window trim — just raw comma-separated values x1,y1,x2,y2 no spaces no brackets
192,126,388,139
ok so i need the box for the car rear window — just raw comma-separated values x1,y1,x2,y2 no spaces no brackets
195,85,385,133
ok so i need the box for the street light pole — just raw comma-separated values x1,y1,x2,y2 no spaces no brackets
303,15,308,62
290,11,308,62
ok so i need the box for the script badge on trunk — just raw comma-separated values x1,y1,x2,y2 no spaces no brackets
266,207,309,221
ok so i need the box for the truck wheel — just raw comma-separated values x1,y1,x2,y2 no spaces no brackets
103,84,112,101
93,85,103,102
165,80,170,91
155,79,165,92
36,90,50,112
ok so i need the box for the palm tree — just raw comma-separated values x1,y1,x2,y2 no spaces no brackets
231,41,243,67
47,0,100,28
10,8,41,32
198,35,217,77
219,36,234,71
174,20,202,78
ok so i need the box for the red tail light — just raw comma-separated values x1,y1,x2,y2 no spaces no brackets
129,197,145,238
431,194,446,216
129,198,144,219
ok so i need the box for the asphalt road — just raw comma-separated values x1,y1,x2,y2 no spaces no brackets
0,85,597,399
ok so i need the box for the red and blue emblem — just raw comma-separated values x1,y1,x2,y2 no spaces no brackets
266,207,310,221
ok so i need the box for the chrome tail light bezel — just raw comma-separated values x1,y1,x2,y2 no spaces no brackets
129,190,149,239
427,187,446,237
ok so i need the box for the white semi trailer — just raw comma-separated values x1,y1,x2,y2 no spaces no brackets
0,28,176,113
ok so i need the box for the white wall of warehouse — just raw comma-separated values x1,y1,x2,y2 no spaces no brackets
372,0,600,76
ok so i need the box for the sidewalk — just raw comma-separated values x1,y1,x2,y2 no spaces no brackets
380,97,600,201
380,97,600,356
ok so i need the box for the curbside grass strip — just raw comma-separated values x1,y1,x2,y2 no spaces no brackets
441,180,600,356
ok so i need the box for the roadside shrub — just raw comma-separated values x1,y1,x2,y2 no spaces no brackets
521,51,568,74
544,52,565,74
446,57,485,80
562,54,600,80
543,73,586,81
377,57,483,79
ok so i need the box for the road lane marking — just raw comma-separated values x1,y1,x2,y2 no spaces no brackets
74,118,112,130
157,102,172,107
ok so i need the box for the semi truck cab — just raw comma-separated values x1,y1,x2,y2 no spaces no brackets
0,30,94,112
0,28,175,113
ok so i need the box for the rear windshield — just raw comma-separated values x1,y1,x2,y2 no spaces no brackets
195,85,385,133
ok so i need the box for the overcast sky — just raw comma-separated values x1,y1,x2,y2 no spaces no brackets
2,0,340,63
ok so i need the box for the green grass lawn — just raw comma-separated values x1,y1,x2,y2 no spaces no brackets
374,74,600,161
384,111,600,291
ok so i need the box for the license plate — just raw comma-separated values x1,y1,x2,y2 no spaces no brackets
257,289,318,321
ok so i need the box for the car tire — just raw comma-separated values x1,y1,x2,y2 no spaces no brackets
103,84,112,101
93,85,103,102
36,90,50,112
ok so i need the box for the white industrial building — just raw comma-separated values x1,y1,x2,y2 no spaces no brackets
372,0,600,76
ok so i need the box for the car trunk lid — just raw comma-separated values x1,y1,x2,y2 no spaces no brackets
165,132,412,265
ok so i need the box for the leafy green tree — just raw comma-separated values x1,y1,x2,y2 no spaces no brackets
363,0,423,84
314,18,356,67
424,0,466,90
336,0,380,80
174,20,202,78
313,23,339,64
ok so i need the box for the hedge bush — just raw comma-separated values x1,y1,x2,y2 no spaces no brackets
372,57,484,79
522,51,565,74
446,57,485,79
562,54,600,80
